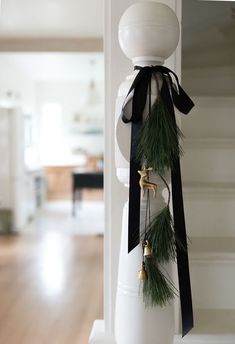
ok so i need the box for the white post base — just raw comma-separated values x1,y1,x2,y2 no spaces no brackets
89,320,116,344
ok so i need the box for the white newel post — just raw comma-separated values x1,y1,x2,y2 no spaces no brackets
115,3,180,344
89,1,182,343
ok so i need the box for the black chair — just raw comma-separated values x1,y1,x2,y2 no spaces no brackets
72,171,103,216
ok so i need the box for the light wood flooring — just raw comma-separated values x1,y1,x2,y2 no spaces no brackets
0,233,103,344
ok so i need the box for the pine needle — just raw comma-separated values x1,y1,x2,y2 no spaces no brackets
137,97,183,174
143,258,175,307
146,206,177,263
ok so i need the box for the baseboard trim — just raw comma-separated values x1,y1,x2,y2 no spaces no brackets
174,334,235,343
89,320,116,344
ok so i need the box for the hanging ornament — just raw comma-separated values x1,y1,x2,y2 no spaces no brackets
143,240,152,258
138,262,147,281
138,167,158,197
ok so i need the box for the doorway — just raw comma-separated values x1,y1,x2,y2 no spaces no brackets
0,1,104,343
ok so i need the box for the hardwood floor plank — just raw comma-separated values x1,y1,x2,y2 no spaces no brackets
0,233,103,344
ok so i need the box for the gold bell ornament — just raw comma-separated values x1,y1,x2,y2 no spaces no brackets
138,262,147,281
143,240,152,257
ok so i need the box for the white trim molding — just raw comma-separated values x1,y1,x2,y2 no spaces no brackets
89,321,116,344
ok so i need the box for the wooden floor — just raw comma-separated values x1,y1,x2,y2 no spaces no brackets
0,233,103,344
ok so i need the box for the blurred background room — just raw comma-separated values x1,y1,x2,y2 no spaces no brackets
0,53,104,235
0,1,104,343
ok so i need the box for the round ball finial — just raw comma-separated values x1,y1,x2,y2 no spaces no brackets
118,2,180,64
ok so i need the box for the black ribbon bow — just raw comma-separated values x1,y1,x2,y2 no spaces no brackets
121,65,194,337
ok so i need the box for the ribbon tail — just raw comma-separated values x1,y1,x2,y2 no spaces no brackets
126,73,151,252
160,74,194,336
172,86,194,115
172,159,194,337
128,122,142,252
156,65,194,115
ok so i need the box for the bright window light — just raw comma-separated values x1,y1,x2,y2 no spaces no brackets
42,103,62,141
40,103,69,165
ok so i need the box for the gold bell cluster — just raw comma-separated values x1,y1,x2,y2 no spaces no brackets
137,167,155,281
138,241,152,281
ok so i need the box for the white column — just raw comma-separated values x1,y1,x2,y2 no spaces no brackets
89,1,182,343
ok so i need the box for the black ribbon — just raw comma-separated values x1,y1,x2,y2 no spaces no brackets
121,65,194,337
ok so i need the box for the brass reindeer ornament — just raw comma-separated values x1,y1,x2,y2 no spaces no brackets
138,168,158,198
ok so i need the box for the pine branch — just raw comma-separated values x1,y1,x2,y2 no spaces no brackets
143,257,175,307
146,206,177,263
137,97,183,174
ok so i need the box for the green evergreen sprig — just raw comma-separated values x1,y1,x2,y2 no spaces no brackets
145,206,177,263
143,257,176,307
137,85,185,308
137,97,183,174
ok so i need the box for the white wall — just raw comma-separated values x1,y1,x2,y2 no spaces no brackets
0,54,36,113
0,53,105,167
182,0,235,97
35,80,104,165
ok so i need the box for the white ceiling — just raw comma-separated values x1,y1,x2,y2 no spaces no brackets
0,0,103,38
0,52,104,81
